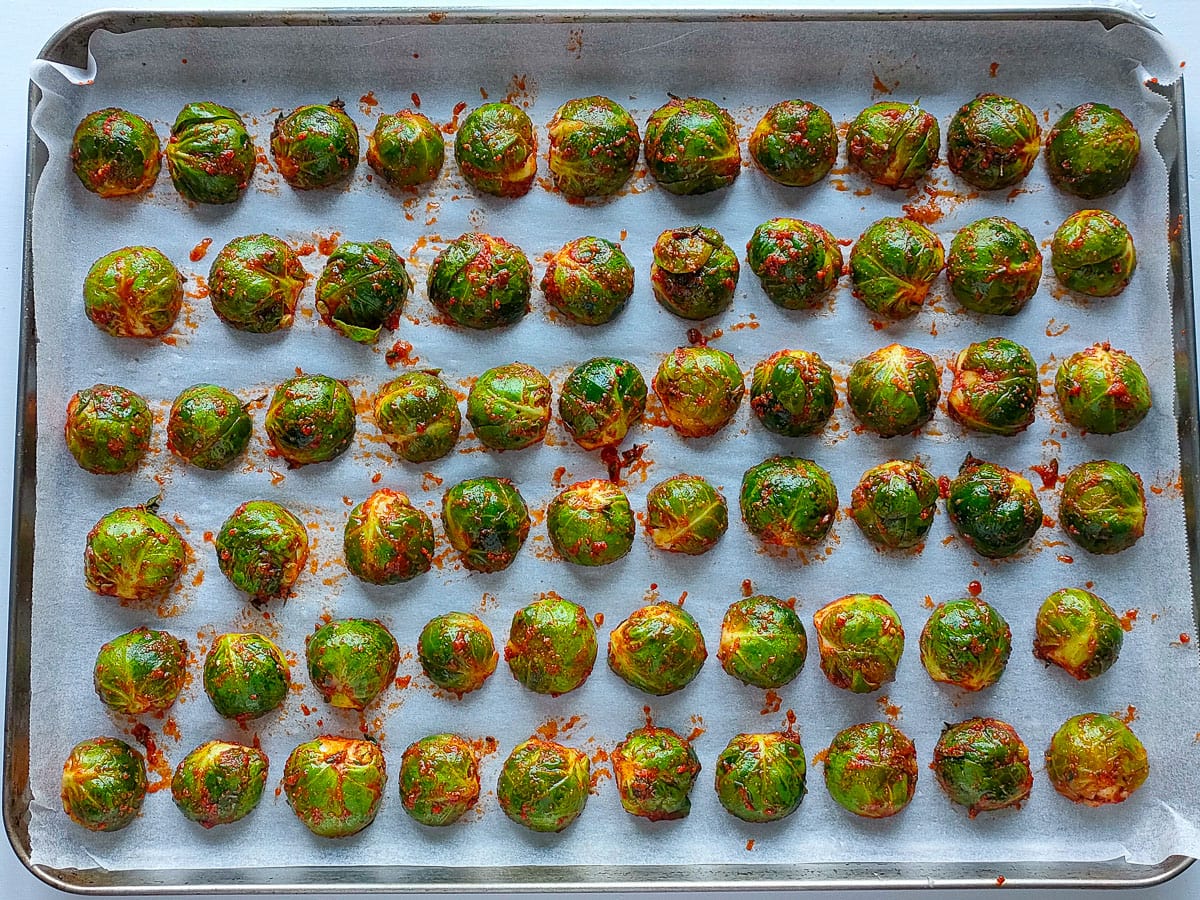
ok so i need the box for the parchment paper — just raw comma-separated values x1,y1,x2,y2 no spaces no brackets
24,16,1200,873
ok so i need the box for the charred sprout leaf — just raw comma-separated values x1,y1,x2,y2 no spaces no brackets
270,101,359,190
467,362,552,450
650,226,739,320
505,595,597,696
850,459,938,550
644,473,728,555
496,738,590,832
653,346,745,438
1045,713,1148,805
714,731,806,823
71,108,161,197
547,96,641,198
315,239,412,343
547,479,636,566
85,505,186,601
947,337,1039,436
612,725,701,821
932,718,1032,816
749,349,836,437
847,344,941,437
946,217,1042,315
813,594,905,694
61,737,147,831
344,489,434,584
718,595,807,689
749,99,838,187
399,733,480,826
215,500,309,600
823,722,917,818
306,618,400,710
608,602,707,696
558,357,648,450
171,740,268,828
740,456,838,547
540,236,635,325
746,217,842,310
366,110,445,187
84,246,183,338
167,384,252,470
207,233,306,333
847,101,940,189
166,101,256,204
93,627,188,715
946,93,1041,190
282,736,387,837
919,597,1012,691
850,218,944,318
374,371,462,463
946,454,1043,558
203,632,290,720
418,612,498,696
65,384,152,475
643,96,741,195
265,374,356,466
1059,460,1147,555
1045,103,1140,199
428,232,532,329
454,102,537,197
1055,342,1151,434
1033,587,1124,680
1051,209,1137,297
441,476,530,572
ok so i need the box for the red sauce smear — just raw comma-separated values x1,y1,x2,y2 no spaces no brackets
1119,609,1139,632
189,238,213,262
686,327,707,347
937,475,952,499
1030,459,1060,490
742,579,754,597
989,62,1000,77
601,443,647,483
967,580,982,597
316,232,341,255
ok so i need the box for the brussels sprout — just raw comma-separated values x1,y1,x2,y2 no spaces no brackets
919,597,1012,691
1045,103,1140,199
283,736,387,837
366,110,445,187
441,476,530,572
265,374,356,466
1045,713,1148,805
946,93,1041,190
165,101,256,204
61,737,147,831
306,618,400,710
740,456,838,547
374,371,462,463
850,459,938,550
846,344,941,437
428,232,532,329
467,362,552,450
643,96,741,195
746,218,842,311
454,102,537,197
84,246,183,338
749,349,835,437
847,101,940,189
547,479,635,566
84,504,186,601
171,740,269,828
1033,587,1124,680
497,738,590,832
399,733,480,826
215,500,309,600
931,718,1032,816
653,346,745,438
612,725,701,821
849,218,945,318
1055,343,1152,434
714,731,806,823
93,627,188,715
717,595,807,688
608,603,707,696
167,384,252,470
1059,460,1147,555
644,473,728,555
203,632,290,720
946,217,1042,315
749,99,837,187
315,239,413,343
1051,209,1137,297
946,455,1043,559
824,722,917,818
70,108,160,197
540,236,635,326
418,612,498,696
650,226,740,320
208,233,306,333
344,489,434,584
559,357,648,450
65,384,152,474
270,100,360,189
947,337,1039,436
813,594,905,693
504,595,597,696
547,96,641,198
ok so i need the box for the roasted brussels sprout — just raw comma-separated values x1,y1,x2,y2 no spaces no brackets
418,612,498,696
167,384,252,470
215,500,309,600
714,731,806,823
344,489,434,584
850,459,938,550
847,101,940,188
1059,460,1146,555
612,725,701,821
653,346,745,438
824,722,917,818
314,239,412,343
1055,343,1152,434
946,217,1042,315
505,595,597,696
1045,713,1148,805
93,627,188,715
650,226,740,320
1033,587,1124,680
428,232,532,329
71,108,160,197
65,384,152,474
306,618,400,710
270,100,359,189
947,337,1039,436
208,233,306,333
849,218,945,318
946,455,1043,558
749,349,835,437
1051,209,1137,297
813,594,905,693
932,718,1032,816
84,504,186,601
203,632,290,720
846,344,941,437
608,602,707,696
366,110,445,187
749,99,837,187
497,738,590,832
84,246,183,338
1045,103,1140,199
746,218,842,310
265,374,356,466
643,96,740,195
399,733,480,826
559,357,647,450
374,371,462,463
467,362,552,450
166,102,256,204
540,236,635,325
441,476,530,572
717,595,807,688
740,456,838,548
61,737,147,831
171,740,269,828
283,737,387,837
919,597,1012,691
547,479,636,566
644,473,728,555
454,102,537,197
946,94,1041,190
546,96,641,198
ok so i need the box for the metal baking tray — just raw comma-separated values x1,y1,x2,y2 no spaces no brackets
6,4,1197,893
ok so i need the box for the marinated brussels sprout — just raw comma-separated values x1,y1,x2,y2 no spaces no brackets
717,595,807,688
65,384,152,475
849,218,945,318
84,246,183,338
946,217,1042,315
546,96,641,198
171,740,269,828
612,725,702,821
283,737,387,837
714,731,806,823
428,232,532,329
946,93,1041,190
454,102,537,197
547,479,636,566
740,456,838,548
643,96,741,195
1045,713,1148,805
467,362,552,450
1033,587,1124,681
270,100,360,189
644,473,728,555
71,108,160,197
208,233,306,333
813,594,905,694
93,627,188,715
850,459,938,550
931,718,1032,816
540,236,635,325
418,612,498,696
167,384,252,470
84,504,186,601
749,99,838,187
823,722,917,818
306,618,400,710
441,476,530,572
497,738,590,832
1051,209,1137,297
749,349,835,437
650,226,740,320
1059,460,1147,555
847,101,940,189
215,500,309,600
947,337,1039,436
846,344,941,438
343,489,434,584
653,346,745,438
558,357,647,450
203,632,290,720
61,737,147,831
608,602,707,696
166,102,256,204
1045,103,1140,199
315,239,412,343
366,110,445,188
946,455,1043,559
505,595,597,696
399,733,480,826
746,218,842,310
919,597,1012,691
1055,343,1152,434
265,374,356,466
374,371,462,463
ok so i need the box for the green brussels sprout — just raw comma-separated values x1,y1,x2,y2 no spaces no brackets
454,102,537,197
270,100,360,189
547,479,635,566
306,618,400,710
849,459,938,550
1033,587,1124,680
946,217,1042,315
165,101,256,204
846,344,941,438
823,722,917,818
399,733,480,826
749,99,837,187
652,346,745,438
374,371,462,463
612,725,701,821
946,454,1043,559
1045,713,1148,806
315,239,413,343
83,246,183,338
540,236,635,326
714,731,806,823
93,627,188,714
61,737,147,831
931,718,1032,816
84,504,186,601
947,337,1039,436
441,476,530,572
813,594,905,693
171,740,269,828
70,108,160,197
428,232,532,329
343,489,434,584
919,597,1012,691
65,384,152,475
1055,343,1152,434
749,349,835,437
644,473,728,555
608,603,707,696
208,233,306,333
504,595,597,696
847,101,940,189
167,384,252,470
467,362,552,450
740,456,838,548
203,632,291,720
1051,209,1137,297
417,612,498,696
366,110,445,187
497,738,590,832
1045,103,1140,199
265,374,357,466
717,595,807,688
547,96,640,198
215,500,309,600
746,218,842,310
946,93,1041,190
283,736,387,837
1059,460,1147,555
558,357,647,450
643,96,741,195
650,226,740,320
849,218,945,318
